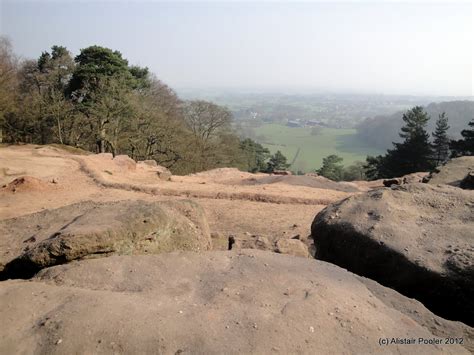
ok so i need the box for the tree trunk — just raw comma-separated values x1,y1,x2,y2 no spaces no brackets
56,116,63,144
99,128,106,153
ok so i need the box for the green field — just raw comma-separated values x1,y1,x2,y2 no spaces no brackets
252,124,384,172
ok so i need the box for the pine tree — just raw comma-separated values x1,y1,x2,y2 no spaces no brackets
450,119,474,156
431,112,450,165
317,154,344,181
381,106,435,177
266,150,289,173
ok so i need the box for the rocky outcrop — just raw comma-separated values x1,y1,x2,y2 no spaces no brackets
383,172,428,187
382,178,403,187
424,156,474,187
0,251,471,354
241,174,360,193
112,155,136,171
311,183,474,326
1,176,54,193
137,160,172,181
0,200,211,279
460,172,474,189
227,233,311,258
275,238,310,257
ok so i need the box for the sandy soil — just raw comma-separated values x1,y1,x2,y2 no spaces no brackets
0,145,351,243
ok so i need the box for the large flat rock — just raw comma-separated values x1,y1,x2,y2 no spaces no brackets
0,251,471,354
425,156,474,187
0,200,211,278
311,183,474,326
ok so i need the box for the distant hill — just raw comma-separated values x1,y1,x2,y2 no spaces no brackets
356,101,474,150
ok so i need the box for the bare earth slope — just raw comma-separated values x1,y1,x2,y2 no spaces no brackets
424,156,474,187
0,144,352,254
0,251,471,354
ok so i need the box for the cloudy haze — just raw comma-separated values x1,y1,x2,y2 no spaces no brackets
1,1,472,96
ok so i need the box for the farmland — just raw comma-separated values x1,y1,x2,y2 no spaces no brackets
252,124,384,172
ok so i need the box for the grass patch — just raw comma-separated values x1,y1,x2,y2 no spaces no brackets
253,124,384,172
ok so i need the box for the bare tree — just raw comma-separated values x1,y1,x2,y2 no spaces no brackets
183,100,232,142
0,36,19,142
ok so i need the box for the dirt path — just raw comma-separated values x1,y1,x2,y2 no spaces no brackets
0,144,355,250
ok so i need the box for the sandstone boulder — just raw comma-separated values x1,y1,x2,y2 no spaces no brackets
383,173,428,187
113,155,136,171
156,165,172,181
275,238,310,257
460,172,474,189
1,176,52,193
424,156,474,187
311,183,474,326
0,200,211,279
382,177,403,187
228,234,272,251
0,251,471,354
136,160,172,181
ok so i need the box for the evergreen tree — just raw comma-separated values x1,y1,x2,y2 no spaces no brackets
364,155,385,180
266,150,289,172
381,106,434,177
450,119,474,156
317,154,344,181
342,161,366,181
431,112,450,165
239,138,270,173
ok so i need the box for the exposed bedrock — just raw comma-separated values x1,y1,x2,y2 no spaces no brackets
0,199,211,279
311,183,474,326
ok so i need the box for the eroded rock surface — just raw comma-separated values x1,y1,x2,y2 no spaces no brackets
0,251,471,354
275,238,310,257
424,156,474,187
311,183,474,326
0,200,211,278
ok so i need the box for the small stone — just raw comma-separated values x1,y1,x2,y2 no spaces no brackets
179,310,183,314
309,326,315,333
56,339,62,345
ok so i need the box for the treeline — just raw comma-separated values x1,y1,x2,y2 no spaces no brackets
356,101,474,150
0,38,284,175
314,106,473,181
364,106,473,180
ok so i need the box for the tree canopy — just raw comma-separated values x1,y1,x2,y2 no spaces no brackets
317,155,344,181
0,39,272,175
364,106,435,179
266,150,290,173
450,119,474,157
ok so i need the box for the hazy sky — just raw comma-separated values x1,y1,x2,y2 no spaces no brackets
1,1,472,96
